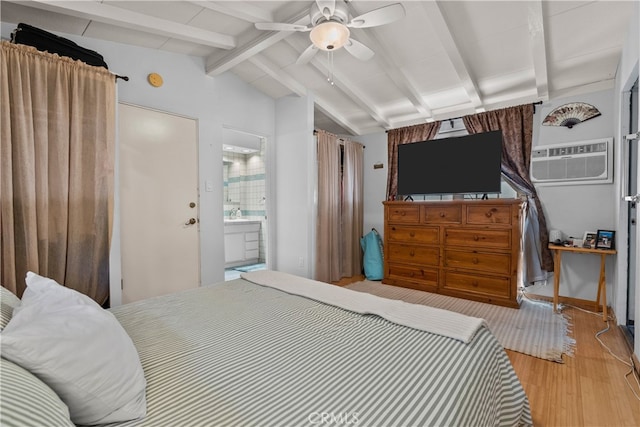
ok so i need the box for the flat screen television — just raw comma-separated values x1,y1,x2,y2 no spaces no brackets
397,130,503,196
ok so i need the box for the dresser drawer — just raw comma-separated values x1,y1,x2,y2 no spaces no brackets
387,243,439,265
466,205,512,225
442,271,510,298
444,249,511,275
383,200,521,308
387,263,438,287
388,225,439,244
422,205,462,223
387,206,420,223
444,228,511,250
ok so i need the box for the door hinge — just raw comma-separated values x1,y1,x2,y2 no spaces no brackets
624,194,640,203
625,131,640,141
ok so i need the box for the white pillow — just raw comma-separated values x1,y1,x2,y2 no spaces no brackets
1,272,147,425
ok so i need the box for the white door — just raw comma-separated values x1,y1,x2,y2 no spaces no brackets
119,104,200,303
625,79,638,335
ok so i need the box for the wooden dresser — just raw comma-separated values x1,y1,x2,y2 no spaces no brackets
383,199,522,308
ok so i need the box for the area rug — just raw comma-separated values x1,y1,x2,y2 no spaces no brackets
234,263,267,273
346,281,575,363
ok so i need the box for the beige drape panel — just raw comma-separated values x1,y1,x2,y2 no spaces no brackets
462,104,554,280
386,122,441,199
316,130,342,282
0,41,115,303
315,130,364,283
342,140,364,277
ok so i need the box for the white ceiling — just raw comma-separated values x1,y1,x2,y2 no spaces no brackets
1,1,634,136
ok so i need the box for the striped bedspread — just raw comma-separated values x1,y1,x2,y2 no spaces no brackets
108,275,532,427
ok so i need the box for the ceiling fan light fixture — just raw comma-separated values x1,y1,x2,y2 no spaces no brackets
310,21,350,51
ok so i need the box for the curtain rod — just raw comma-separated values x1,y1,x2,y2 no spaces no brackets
444,101,544,121
312,130,365,148
115,74,129,82
385,101,544,132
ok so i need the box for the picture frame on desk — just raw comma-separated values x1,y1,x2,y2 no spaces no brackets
583,231,597,248
595,230,615,250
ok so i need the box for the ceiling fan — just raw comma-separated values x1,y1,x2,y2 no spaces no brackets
255,0,405,65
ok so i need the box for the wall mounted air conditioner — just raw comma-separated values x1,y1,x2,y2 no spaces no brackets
530,137,613,185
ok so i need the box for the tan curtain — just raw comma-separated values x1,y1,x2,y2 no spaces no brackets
315,130,342,282
0,41,115,303
342,140,364,277
462,104,554,281
386,122,441,199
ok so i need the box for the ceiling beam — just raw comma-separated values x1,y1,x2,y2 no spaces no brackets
245,50,361,135
188,1,273,23
206,30,295,76
527,0,549,101
205,1,312,76
343,3,434,122
348,29,434,120
283,39,391,130
17,0,235,49
421,1,484,112
248,54,307,97
309,56,391,129
313,100,362,136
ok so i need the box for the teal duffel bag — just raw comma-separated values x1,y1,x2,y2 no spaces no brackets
360,228,384,281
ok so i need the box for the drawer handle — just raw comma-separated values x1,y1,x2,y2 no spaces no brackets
472,257,479,264
439,212,445,217
392,226,396,231
473,235,480,241
485,211,493,218
409,250,415,257
409,231,415,237
401,211,406,216
472,281,479,287
409,272,415,277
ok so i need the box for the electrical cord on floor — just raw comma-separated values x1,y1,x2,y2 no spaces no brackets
521,291,640,401
593,320,640,401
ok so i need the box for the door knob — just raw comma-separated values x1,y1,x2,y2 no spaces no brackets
185,218,197,225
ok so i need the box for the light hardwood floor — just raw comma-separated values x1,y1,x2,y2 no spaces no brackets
332,276,640,426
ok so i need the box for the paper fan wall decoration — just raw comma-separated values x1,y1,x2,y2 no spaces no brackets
542,102,601,128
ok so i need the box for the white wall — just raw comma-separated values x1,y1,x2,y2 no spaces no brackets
357,132,388,237
274,95,316,277
528,89,617,302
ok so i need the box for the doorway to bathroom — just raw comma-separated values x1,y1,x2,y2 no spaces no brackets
222,127,270,280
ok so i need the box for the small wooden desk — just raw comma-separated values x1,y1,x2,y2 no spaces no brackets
548,244,617,321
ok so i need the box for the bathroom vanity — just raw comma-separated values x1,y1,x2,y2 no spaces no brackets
224,220,261,268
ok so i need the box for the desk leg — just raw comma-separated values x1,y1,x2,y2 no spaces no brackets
553,250,561,313
597,253,607,322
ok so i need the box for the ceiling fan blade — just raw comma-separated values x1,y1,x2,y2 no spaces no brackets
348,3,405,28
316,0,336,19
255,22,310,32
296,44,319,65
344,38,374,61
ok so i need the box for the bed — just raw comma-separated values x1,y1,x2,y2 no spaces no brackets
1,270,532,427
